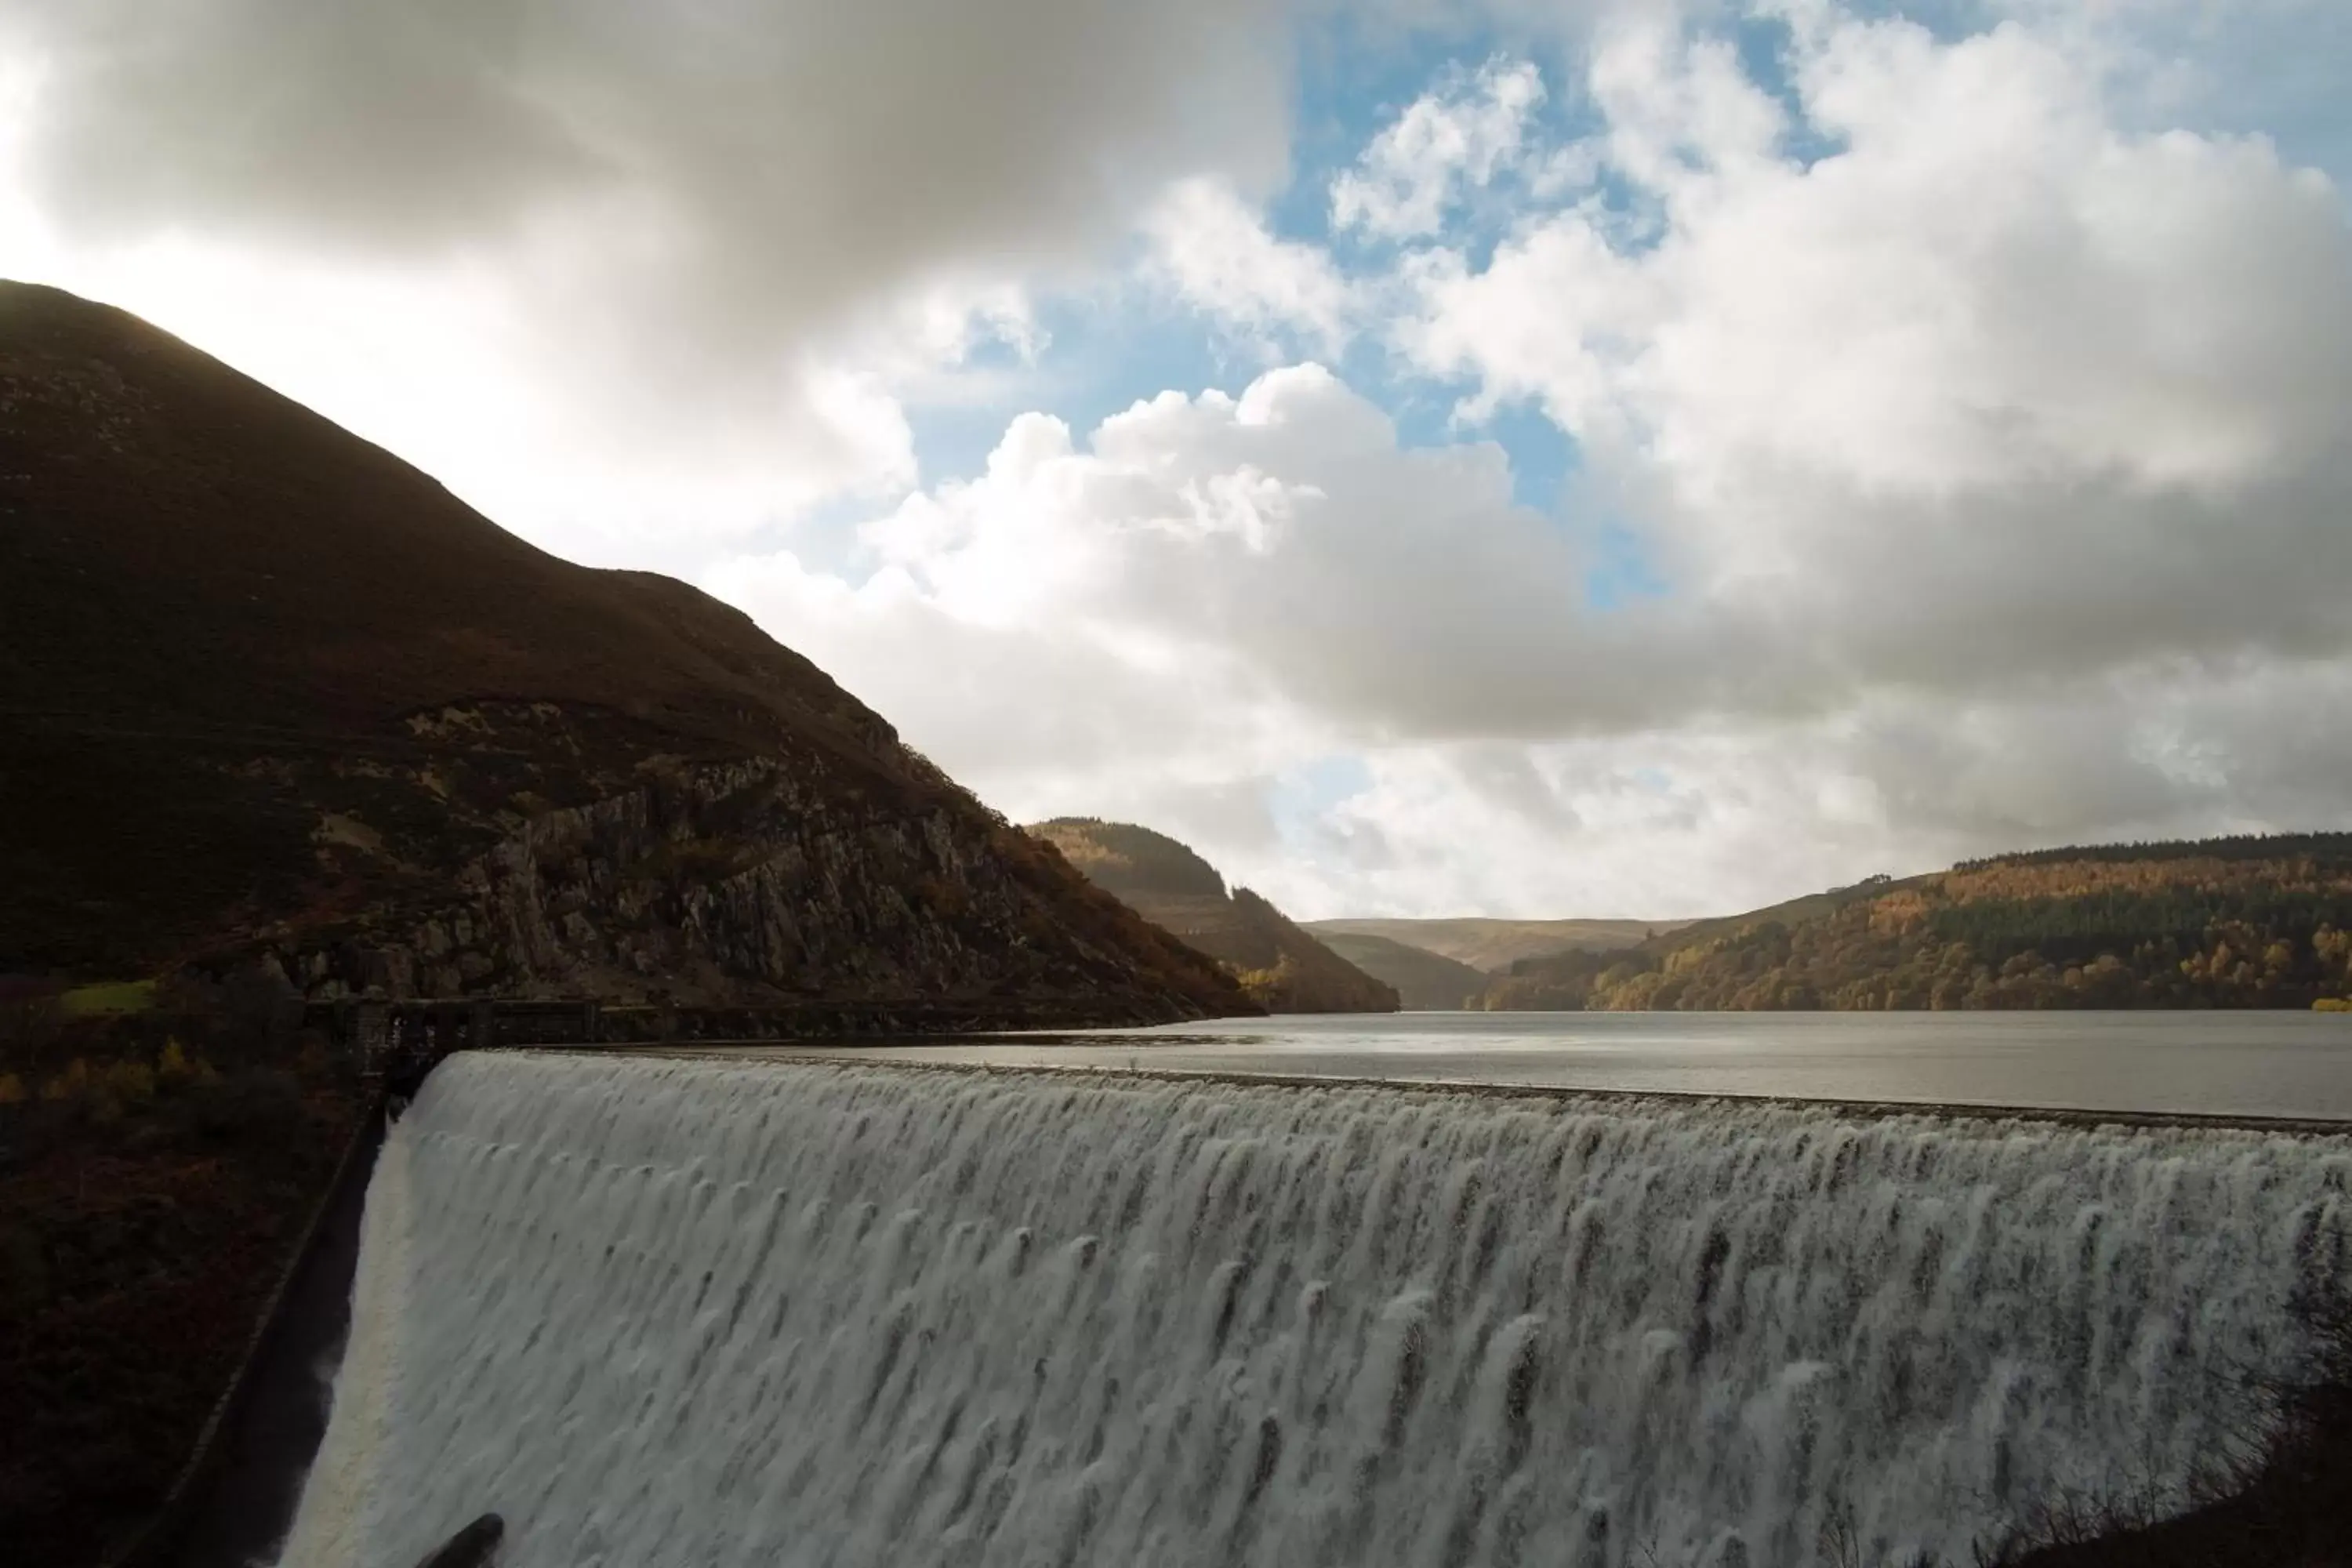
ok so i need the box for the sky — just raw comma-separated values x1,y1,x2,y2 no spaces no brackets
4,0,2350,920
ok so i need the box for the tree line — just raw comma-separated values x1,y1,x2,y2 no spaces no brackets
1478,838,2352,1011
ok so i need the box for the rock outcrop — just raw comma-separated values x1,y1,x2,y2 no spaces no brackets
1027,819,1398,1014
286,745,1240,1022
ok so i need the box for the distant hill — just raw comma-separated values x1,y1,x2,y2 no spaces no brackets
0,281,1250,1024
1305,916,1685,973
1312,931,1488,1010
1474,835,2352,1011
1029,820,1399,1013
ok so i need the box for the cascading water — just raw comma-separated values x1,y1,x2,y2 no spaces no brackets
280,1054,2351,1568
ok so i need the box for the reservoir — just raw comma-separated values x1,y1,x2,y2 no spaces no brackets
746,1010,2352,1122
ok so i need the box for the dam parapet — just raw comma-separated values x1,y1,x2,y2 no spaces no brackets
322,998,1185,1099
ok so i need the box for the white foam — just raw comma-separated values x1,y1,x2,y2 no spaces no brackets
278,1054,2352,1567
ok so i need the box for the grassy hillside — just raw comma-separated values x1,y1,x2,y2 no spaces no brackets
0,280,1246,1023
1314,932,1489,1010
1477,835,2352,1011
1030,820,1399,1013
1306,916,1686,972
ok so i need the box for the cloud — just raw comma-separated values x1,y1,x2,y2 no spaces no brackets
705,365,1576,767
699,350,2352,919
1273,655,2352,919
9,0,2350,915
0,0,1298,544
708,3,2352,916
702,365,1661,898
1330,56,1548,238
1142,178,1360,356
1402,8,2352,706
8,0,1294,301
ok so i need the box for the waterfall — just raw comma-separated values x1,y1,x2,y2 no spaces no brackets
280,1054,2352,1568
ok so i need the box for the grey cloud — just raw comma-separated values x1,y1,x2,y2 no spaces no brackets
1364,9,2352,746
1283,656,2352,919
10,0,1294,375
1450,743,1583,834
1134,778,1289,861
749,361,2352,773
1649,449,2352,731
1773,660,2352,864
12,2,603,249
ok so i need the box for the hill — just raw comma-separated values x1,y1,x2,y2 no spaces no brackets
1312,931,1489,1010
1028,820,1398,1012
0,280,1249,1024
1474,835,2352,1011
1305,916,1685,972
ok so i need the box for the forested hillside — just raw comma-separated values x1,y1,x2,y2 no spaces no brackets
1312,931,1489,1010
1477,835,2352,1011
1029,820,1399,1013
1305,916,1678,971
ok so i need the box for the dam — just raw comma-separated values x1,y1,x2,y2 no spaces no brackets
278,1052,2351,1567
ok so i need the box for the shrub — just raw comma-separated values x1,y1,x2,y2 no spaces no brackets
102,1058,156,1105
294,1036,334,1085
40,1057,91,1104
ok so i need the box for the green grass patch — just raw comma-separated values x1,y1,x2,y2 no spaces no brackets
57,979,158,1018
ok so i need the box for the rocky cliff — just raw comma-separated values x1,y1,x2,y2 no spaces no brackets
0,281,1249,1023
278,733,1252,1022
1027,818,1398,1013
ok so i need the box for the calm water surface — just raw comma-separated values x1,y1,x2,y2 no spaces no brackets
746,1011,2352,1121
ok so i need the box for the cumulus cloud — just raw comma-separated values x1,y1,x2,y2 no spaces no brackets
705,365,1595,763
1330,56,1548,238
699,350,2352,917
1142,179,1360,355
710,362,1807,750
707,3,2352,914
1403,8,2352,708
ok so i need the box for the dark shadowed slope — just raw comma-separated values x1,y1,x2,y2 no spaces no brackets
1312,931,1489,1010
1305,916,1686,971
0,281,1248,1021
1029,819,1398,1012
